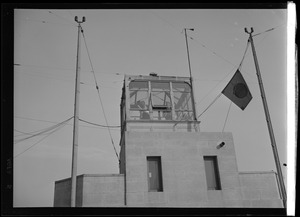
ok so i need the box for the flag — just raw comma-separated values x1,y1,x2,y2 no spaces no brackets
222,69,252,110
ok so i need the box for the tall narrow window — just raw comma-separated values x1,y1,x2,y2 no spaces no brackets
204,156,221,190
147,156,163,192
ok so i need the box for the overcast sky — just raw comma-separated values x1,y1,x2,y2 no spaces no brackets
13,8,288,207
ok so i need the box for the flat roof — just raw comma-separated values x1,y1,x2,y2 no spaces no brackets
124,74,191,82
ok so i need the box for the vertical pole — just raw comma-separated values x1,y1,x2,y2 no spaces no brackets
184,28,193,80
71,16,85,207
184,28,198,121
245,27,286,208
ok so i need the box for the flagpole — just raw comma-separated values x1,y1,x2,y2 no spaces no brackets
71,16,85,207
184,28,198,121
245,27,286,208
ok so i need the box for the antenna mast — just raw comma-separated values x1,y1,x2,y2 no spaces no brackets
184,28,198,121
71,16,85,207
245,27,286,208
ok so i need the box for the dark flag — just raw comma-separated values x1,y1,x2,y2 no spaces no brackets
222,70,252,110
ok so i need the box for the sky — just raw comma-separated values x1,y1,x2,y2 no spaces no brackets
13,7,288,207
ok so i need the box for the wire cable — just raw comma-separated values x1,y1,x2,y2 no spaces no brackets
48,11,76,27
16,18,75,27
196,37,251,119
197,93,222,119
194,35,250,108
149,11,182,33
188,35,235,67
222,101,232,133
15,70,75,84
14,63,74,72
14,124,61,141
238,39,250,71
14,118,72,144
14,129,35,136
14,117,73,144
14,115,73,126
149,11,237,68
14,115,121,132
252,23,286,37
196,66,236,107
14,128,59,138
14,119,71,159
81,27,119,161
79,118,120,128
15,65,121,87
14,63,124,76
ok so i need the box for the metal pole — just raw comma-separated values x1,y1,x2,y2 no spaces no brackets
184,28,193,79
245,27,286,208
184,28,198,121
71,16,85,207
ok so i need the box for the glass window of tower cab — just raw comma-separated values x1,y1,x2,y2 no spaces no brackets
120,73,198,126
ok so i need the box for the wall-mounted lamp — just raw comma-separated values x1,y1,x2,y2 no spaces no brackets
216,141,225,149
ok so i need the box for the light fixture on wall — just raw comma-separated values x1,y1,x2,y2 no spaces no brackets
216,141,225,149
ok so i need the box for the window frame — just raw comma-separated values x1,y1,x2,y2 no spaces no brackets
127,80,195,121
150,81,172,120
129,81,150,120
172,82,194,121
203,156,222,190
147,156,163,192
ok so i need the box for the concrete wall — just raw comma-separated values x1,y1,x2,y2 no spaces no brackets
53,175,83,207
54,131,283,208
81,174,125,207
124,131,243,207
54,174,124,207
239,171,283,208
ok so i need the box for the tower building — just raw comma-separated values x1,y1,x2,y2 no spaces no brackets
54,74,283,208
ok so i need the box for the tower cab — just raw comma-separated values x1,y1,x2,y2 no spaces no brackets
120,74,200,134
